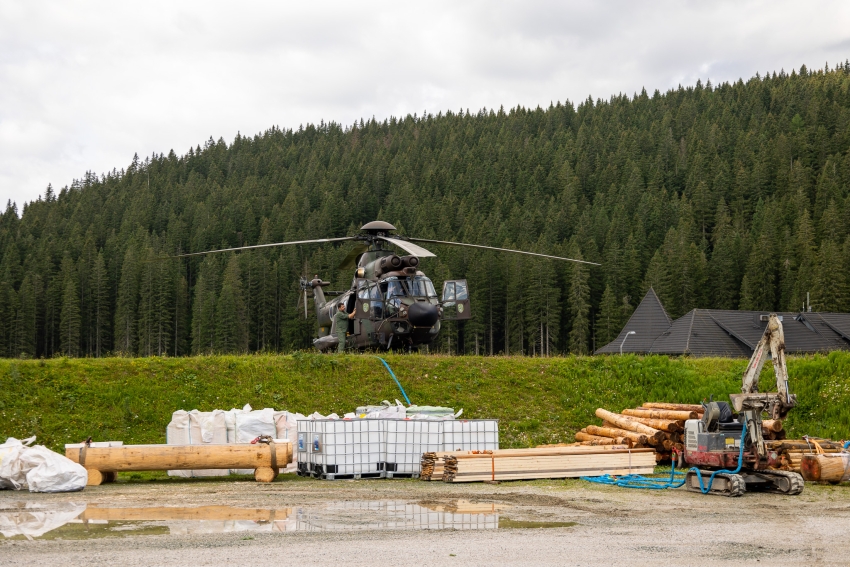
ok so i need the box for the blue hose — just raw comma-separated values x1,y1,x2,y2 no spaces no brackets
844,440,850,451
374,356,411,405
582,420,748,494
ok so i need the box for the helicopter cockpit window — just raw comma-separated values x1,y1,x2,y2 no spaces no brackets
455,280,468,301
385,277,405,298
409,276,437,298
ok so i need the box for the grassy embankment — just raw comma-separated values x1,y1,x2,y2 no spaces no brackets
1,352,849,453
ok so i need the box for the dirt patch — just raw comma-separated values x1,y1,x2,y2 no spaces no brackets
1,476,849,566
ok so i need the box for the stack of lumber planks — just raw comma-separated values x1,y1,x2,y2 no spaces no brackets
422,446,655,483
768,439,846,474
420,452,448,481
575,402,703,463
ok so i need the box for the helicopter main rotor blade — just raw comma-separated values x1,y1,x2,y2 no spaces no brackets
376,236,437,258
337,244,369,270
170,237,357,258
407,238,601,266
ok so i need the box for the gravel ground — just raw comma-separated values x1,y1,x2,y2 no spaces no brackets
2,475,849,566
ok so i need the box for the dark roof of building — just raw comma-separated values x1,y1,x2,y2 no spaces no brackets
595,288,672,354
595,290,850,357
650,310,753,357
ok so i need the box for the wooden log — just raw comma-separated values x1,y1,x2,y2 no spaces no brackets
642,402,704,413
619,415,681,433
595,409,663,439
586,425,648,445
762,419,783,433
800,453,850,482
622,408,699,420
575,432,632,447
766,440,845,451
66,442,292,484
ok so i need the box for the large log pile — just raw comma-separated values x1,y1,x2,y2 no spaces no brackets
573,403,702,463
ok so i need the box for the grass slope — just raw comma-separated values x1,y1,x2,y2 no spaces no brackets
1,352,849,453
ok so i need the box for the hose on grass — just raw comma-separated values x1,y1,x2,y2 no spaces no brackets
581,420,748,494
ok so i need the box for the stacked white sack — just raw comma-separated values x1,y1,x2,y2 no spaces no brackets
0,437,87,493
166,410,228,477
347,400,462,420
166,405,304,476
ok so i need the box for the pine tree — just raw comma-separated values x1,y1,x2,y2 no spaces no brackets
740,231,777,311
215,254,248,353
114,247,140,355
15,273,37,357
812,240,848,311
596,284,620,347
59,255,81,356
567,241,590,354
91,251,110,357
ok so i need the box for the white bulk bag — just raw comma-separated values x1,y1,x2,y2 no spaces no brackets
0,437,86,493
165,410,228,477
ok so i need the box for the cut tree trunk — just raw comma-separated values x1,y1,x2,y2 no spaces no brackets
620,415,682,433
595,409,664,443
622,408,699,420
586,425,648,446
575,432,632,447
642,403,704,413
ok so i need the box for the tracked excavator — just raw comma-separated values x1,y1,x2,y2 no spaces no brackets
682,313,805,496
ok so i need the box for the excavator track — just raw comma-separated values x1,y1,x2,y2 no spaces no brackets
684,470,746,497
752,470,805,495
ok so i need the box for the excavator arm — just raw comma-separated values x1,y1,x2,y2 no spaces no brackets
729,313,798,458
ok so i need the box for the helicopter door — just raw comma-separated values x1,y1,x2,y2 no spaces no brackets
355,280,385,321
441,280,471,321
354,279,371,319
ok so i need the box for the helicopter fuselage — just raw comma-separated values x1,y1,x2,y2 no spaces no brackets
310,243,463,352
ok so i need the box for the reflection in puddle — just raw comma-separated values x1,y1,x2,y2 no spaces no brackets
0,500,575,540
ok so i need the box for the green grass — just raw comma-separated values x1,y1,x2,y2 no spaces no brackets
1,352,849,453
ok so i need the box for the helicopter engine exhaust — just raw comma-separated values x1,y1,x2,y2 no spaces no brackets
379,254,403,273
400,255,419,268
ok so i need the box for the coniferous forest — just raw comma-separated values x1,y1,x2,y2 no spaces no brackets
2,63,850,358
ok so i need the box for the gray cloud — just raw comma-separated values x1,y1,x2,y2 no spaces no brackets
2,0,849,209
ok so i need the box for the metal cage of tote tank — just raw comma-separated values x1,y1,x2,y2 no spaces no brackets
383,420,444,478
307,419,385,480
293,500,500,531
295,420,313,477
442,420,499,452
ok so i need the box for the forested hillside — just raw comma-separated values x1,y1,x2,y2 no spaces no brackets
2,63,850,358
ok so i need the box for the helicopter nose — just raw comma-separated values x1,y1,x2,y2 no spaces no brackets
407,302,439,327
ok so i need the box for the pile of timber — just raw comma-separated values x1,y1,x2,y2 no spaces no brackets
420,452,447,481
575,402,706,463
440,446,655,483
767,439,846,474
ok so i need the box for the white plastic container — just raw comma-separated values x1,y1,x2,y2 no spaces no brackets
309,419,384,479
295,420,313,476
384,420,443,476
442,420,499,452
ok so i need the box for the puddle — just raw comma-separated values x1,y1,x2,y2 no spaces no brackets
0,500,574,540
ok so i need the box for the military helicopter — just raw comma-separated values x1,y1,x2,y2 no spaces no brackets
178,221,598,352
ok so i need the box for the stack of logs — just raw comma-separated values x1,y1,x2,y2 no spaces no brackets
768,439,846,473
575,403,703,463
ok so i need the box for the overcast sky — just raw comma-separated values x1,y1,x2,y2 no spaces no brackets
2,0,849,210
